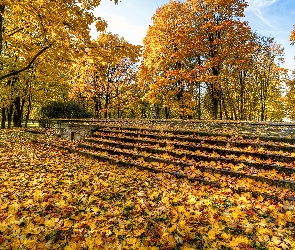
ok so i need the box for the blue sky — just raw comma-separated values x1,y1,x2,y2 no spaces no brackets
91,0,295,71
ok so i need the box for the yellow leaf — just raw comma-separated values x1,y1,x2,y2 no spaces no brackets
45,218,59,229
168,235,176,248
126,237,137,245
64,242,77,250
169,224,177,233
86,237,96,249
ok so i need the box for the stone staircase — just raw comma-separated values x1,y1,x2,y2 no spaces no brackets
68,124,295,202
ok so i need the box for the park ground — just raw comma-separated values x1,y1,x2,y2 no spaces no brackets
0,128,294,249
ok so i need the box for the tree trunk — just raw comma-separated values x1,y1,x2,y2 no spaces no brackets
1,107,6,129
117,107,122,119
260,100,266,122
212,97,219,120
211,66,220,120
219,98,223,120
198,84,201,120
155,106,160,119
13,97,22,127
7,106,13,128
94,98,102,118
165,107,170,119
20,98,25,125
141,103,147,118
104,93,109,119
25,95,32,128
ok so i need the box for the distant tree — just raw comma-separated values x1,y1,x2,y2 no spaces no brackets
285,77,295,120
70,32,142,118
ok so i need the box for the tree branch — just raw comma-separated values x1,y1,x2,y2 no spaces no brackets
8,27,25,37
0,44,52,81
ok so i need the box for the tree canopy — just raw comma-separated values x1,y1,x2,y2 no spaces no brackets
1,0,295,126
139,0,286,120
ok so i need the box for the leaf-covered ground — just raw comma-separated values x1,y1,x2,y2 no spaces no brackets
0,129,295,249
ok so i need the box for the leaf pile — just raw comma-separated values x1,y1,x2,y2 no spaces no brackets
0,129,295,249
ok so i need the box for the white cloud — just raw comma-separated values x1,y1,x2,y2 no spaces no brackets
247,0,278,8
246,0,279,29
90,14,148,45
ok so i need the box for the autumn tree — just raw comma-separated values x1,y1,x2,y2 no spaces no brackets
285,75,295,119
0,0,119,128
250,36,286,121
70,32,142,118
219,33,286,121
286,25,295,119
139,0,199,119
140,0,252,119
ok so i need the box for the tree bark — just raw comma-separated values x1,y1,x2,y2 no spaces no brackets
212,97,219,120
104,82,110,119
13,97,23,127
1,107,6,129
7,106,13,128
197,84,201,120
25,95,32,128
165,107,170,119
155,106,160,119
93,97,102,118
219,98,223,120
211,66,221,120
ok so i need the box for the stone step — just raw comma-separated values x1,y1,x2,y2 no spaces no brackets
89,133,295,164
31,138,295,202
78,142,295,191
83,138,295,175
93,128,295,152
92,125,295,144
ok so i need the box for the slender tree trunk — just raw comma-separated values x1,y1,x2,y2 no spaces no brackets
198,84,201,120
260,102,265,121
212,97,219,120
93,98,102,118
25,96,32,128
219,98,223,120
141,103,147,118
20,98,25,125
222,95,229,120
94,99,98,117
165,107,169,119
211,67,220,120
13,97,23,127
260,79,266,121
1,107,6,129
240,71,246,120
155,106,160,119
7,106,13,128
104,93,109,119
13,98,19,127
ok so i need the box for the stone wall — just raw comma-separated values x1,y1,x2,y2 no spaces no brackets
60,124,93,140
39,119,102,140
